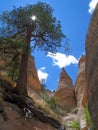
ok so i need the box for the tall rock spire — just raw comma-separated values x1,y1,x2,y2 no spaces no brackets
27,55,41,91
54,68,76,112
75,55,88,130
57,68,72,90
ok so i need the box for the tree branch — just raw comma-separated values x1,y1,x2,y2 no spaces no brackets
0,53,20,70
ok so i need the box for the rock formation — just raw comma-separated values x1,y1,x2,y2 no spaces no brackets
75,55,88,130
0,100,60,130
55,68,76,112
27,55,41,91
0,78,64,130
86,3,98,129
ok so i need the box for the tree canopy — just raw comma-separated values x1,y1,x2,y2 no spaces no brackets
0,2,66,53
0,2,67,95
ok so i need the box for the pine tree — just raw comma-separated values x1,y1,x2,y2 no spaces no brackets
0,2,66,96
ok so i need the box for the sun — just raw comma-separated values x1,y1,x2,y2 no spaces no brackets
31,15,36,21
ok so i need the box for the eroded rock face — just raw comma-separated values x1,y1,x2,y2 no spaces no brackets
75,56,88,107
55,68,76,111
27,56,41,91
0,78,64,130
75,56,88,130
86,3,98,129
0,55,41,91
0,101,57,130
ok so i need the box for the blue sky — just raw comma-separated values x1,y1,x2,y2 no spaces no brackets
0,0,98,90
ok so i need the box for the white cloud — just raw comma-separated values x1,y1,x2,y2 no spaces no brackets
47,52,78,68
88,0,98,14
37,67,48,83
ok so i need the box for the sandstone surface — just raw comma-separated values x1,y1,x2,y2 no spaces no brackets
86,3,98,129
55,68,76,112
27,56,41,91
0,101,58,130
75,56,88,130
0,79,64,130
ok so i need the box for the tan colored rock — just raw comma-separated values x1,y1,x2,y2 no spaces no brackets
56,68,74,90
0,74,16,88
0,55,12,76
86,3,98,129
75,56,88,107
55,68,76,112
27,56,41,91
63,113,78,130
0,56,16,88
0,55,41,91
75,56,88,130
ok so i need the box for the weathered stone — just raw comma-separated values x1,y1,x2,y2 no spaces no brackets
0,101,57,130
57,68,72,91
86,3,98,129
0,55,41,91
55,68,76,112
27,56,41,91
0,77,64,130
75,56,88,107
63,113,78,130
75,56,88,130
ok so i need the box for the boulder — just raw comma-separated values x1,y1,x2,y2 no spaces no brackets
86,3,98,129
55,68,76,112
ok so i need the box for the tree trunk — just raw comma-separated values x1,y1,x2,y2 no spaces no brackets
15,30,32,96
16,53,28,95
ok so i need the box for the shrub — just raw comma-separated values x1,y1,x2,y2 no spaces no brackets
42,94,57,110
68,120,80,130
41,92,66,116
84,106,96,130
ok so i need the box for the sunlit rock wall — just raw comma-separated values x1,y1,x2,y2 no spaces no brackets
55,68,76,112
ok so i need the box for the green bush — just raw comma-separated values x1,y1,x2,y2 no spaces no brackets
56,107,66,116
7,55,20,82
43,94,57,110
41,92,66,116
41,83,46,90
68,120,80,130
84,106,96,130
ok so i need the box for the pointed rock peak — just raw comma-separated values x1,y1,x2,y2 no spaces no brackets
55,68,76,111
60,67,72,83
56,68,73,90
27,55,41,91
78,55,86,67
